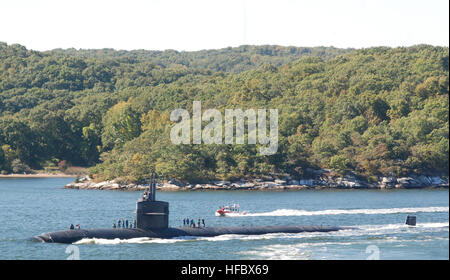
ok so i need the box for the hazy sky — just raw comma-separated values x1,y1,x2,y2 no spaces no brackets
1,0,448,51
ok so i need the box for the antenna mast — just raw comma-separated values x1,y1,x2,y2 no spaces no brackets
151,173,156,201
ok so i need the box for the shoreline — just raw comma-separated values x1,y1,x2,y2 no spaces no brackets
64,175,449,191
2,173,447,190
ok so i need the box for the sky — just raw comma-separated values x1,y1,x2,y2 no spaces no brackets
0,0,448,51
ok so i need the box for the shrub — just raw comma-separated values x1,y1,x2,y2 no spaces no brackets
11,159,30,174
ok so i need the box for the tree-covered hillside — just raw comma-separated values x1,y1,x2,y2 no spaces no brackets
48,45,352,73
0,43,448,183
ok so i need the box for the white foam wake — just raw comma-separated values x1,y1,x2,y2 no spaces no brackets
73,236,196,245
243,206,449,217
240,222,450,260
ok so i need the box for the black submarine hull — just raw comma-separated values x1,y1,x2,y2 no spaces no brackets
32,225,349,244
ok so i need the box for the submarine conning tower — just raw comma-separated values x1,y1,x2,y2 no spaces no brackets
136,176,169,230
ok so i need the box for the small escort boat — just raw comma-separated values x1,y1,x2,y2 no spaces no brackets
215,204,248,217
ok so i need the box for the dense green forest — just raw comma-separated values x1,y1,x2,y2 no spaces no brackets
0,42,448,183
48,45,352,73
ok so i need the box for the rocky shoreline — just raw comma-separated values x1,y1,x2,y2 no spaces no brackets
65,174,449,191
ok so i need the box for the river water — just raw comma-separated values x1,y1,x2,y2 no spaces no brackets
0,178,448,260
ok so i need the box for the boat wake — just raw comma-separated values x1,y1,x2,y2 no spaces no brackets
242,206,449,217
73,236,197,245
240,222,449,260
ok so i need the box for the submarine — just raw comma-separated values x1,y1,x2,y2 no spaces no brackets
32,178,350,244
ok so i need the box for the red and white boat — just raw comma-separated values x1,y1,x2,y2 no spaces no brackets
215,204,248,217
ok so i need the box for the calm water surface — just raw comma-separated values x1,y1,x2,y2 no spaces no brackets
0,178,448,260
